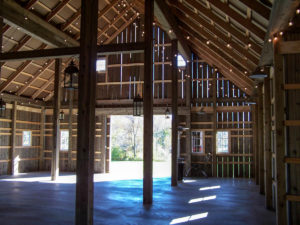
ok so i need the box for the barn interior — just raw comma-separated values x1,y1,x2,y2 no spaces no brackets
0,0,299,224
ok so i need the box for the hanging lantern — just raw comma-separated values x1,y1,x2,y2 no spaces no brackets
59,110,65,120
133,94,143,116
64,61,79,89
165,105,170,119
0,98,6,118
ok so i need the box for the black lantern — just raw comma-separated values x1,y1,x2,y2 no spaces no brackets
133,94,143,116
0,98,6,118
64,61,79,89
165,105,170,119
59,110,65,120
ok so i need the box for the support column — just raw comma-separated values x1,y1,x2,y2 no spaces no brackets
258,84,265,194
171,39,178,186
75,0,98,224
273,41,287,225
39,106,45,171
253,104,259,184
212,68,217,177
185,59,191,173
264,75,272,209
51,58,61,181
143,0,154,205
10,101,17,175
68,90,73,170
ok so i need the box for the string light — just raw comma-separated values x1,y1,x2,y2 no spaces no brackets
279,31,283,36
247,43,251,48
296,9,300,14
206,40,210,45
268,38,272,43
288,21,293,26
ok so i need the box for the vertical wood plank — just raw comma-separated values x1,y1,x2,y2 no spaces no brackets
264,76,273,209
212,68,217,177
68,90,73,170
273,41,287,225
258,84,265,194
253,105,259,184
185,60,191,173
51,58,61,181
105,116,110,173
75,0,98,224
171,39,178,186
39,106,45,171
143,0,154,204
10,101,17,175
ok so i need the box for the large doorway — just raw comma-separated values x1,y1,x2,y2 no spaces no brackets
110,115,171,179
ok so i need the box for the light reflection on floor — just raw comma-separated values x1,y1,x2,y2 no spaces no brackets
170,212,208,224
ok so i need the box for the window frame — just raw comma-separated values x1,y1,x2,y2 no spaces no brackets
60,129,69,151
191,130,205,154
22,130,32,147
216,130,230,154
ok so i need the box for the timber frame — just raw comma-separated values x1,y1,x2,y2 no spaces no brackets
0,1,299,225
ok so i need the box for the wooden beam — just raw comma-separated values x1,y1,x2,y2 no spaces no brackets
0,42,145,62
212,68,217,177
253,105,259,184
45,0,71,22
10,101,17,175
0,92,45,106
68,90,74,170
172,3,259,65
264,76,272,209
143,0,154,205
284,83,300,90
0,0,78,47
239,0,271,20
39,107,45,171
51,59,61,181
273,42,287,225
278,40,300,55
171,39,178,186
207,0,265,40
184,0,262,55
154,0,191,59
259,0,299,66
75,0,98,224
185,59,192,173
257,84,264,194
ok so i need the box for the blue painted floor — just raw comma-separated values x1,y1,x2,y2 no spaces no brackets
0,173,275,225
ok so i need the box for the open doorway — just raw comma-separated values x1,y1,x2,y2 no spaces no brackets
109,115,171,179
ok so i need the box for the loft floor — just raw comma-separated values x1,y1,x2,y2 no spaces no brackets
0,171,275,225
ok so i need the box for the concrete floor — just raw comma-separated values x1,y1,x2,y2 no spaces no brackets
0,170,275,225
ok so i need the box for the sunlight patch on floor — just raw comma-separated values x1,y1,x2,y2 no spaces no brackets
199,185,221,191
170,212,208,224
188,195,216,203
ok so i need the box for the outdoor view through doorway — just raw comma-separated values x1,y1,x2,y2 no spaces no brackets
110,115,171,179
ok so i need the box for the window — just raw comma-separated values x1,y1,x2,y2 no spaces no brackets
22,131,32,146
192,131,204,153
177,54,186,67
216,131,229,153
96,58,106,72
60,130,69,151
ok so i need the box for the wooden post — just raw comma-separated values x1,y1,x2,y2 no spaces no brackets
10,101,17,175
253,104,259,184
75,0,98,224
171,39,178,186
143,0,154,205
185,59,191,173
39,106,45,171
51,58,61,181
100,116,107,173
273,41,287,225
68,90,73,170
263,76,272,209
212,68,217,177
258,84,265,194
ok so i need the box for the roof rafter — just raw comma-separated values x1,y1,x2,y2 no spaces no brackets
239,0,271,20
183,0,262,54
206,0,265,40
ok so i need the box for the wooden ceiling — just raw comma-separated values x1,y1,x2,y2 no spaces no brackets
0,0,273,101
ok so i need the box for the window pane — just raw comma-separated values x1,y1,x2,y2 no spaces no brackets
177,54,186,67
192,131,204,153
22,131,31,146
216,131,229,153
60,130,69,151
96,59,106,72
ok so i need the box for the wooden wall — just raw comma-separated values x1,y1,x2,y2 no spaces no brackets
0,104,41,175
